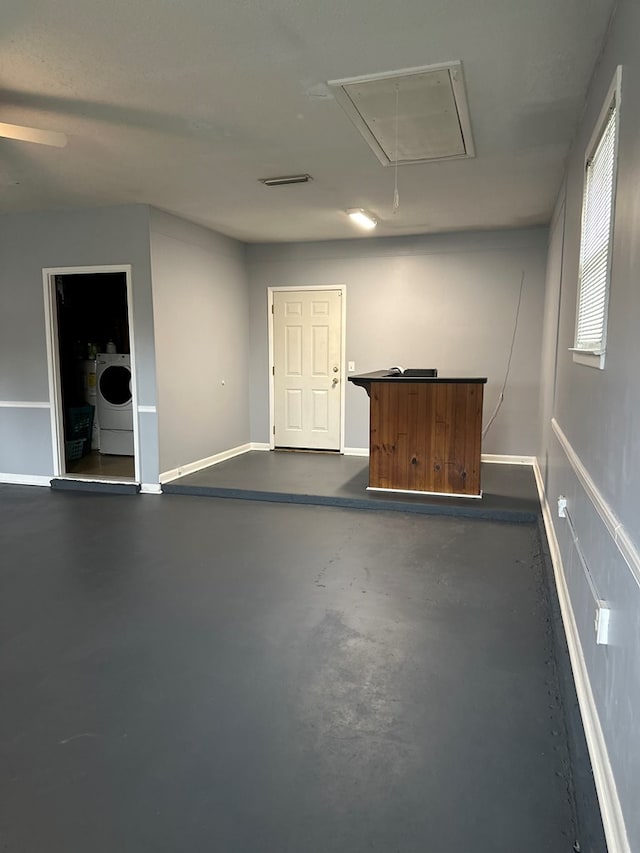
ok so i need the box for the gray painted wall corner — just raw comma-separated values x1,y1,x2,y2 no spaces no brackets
149,209,250,475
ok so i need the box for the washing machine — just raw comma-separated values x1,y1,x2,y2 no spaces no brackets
96,353,134,455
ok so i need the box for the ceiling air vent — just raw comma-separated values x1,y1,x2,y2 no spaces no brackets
259,174,313,186
328,62,474,166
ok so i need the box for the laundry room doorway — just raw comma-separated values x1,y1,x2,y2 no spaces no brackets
43,265,140,484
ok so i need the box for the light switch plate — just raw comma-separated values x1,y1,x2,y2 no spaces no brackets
348,361,355,372
595,600,611,645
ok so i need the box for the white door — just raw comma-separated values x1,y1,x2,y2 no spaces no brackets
273,289,342,450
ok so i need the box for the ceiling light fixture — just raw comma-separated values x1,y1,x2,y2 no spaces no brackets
0,121,68,148
347,208,378,230
259,174,312,186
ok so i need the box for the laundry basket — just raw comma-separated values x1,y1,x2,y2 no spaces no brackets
66,405,95,460
65,438,86,462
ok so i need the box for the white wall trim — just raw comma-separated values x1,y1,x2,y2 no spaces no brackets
481,453,536,465
343,446,369,457
552,418,640,589
0,401,50,408
532,458,630,853
42,270,64,474
157,445,537,464
140,483,162,494
0,474,52,487
160,442,252,484
39,264,132,276
137,405,157,414
343,449,537,463
42,265,142,484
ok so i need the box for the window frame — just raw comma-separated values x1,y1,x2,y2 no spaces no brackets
572,65,622,370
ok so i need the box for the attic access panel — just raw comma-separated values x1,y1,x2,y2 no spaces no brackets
328,62,475,166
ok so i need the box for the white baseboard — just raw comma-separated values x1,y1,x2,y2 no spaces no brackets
249,442,271,451
343,450,536,464
0,473,52,487
482,453,536,465
533,459,630,853
140,483,162,494
160,442,252,484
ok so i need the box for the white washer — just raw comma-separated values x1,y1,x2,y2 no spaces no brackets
96,353,134,455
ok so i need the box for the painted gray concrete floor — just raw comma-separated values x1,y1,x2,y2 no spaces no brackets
0,486,595,853
164,452,541,522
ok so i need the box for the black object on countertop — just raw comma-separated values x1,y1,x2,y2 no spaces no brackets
348,368,487,388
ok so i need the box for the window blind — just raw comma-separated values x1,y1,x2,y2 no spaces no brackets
575,103,617,353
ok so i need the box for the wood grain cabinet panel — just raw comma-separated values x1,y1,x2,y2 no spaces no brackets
349,373,486,497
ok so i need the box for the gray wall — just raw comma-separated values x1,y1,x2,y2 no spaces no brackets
539,1,640,848
538,193,565,488
149,210,250,475
0,205,159,484
247,229,548,455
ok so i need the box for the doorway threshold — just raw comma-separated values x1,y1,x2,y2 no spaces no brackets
51,477,140,495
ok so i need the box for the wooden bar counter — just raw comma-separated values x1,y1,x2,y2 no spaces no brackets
348,370,487,497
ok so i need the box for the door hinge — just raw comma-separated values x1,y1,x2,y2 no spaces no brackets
273,424,276,435
271,303,274,314
272,365,275,375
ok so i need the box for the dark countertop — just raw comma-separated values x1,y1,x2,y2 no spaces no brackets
348,370,487,388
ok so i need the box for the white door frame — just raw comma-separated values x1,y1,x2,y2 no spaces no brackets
268,285,346,452
42,264,141,483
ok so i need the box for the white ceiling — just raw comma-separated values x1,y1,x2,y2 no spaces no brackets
0,0,615,243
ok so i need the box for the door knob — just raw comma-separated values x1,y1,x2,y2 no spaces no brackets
332,377,339,386
333,366,339,373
